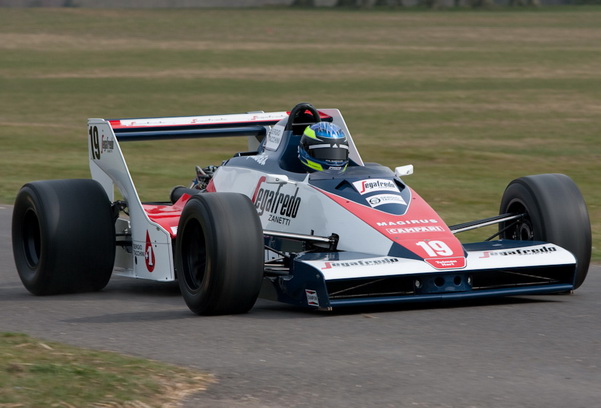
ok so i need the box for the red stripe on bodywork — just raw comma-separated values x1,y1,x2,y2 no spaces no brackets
251,176,267,202
142,194,190,238
316,187,466,269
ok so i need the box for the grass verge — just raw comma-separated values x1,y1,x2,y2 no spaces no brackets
0,332,213,408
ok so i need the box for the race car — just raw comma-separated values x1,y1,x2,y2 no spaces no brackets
11,103,592,315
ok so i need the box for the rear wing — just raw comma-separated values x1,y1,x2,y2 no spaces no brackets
93,107,362,162
105,109,360,154
108,111,290,148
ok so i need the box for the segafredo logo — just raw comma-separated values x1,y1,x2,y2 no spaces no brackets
479,246,557,258
322,257,399,270
353,179,399,195
252,177,302,219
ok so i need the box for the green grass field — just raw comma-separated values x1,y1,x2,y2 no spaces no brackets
0,332,213,407
1,7,599,263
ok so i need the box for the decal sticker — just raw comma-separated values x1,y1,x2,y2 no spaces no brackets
101,134,114,153
248,153,268,165
145,231,155,272
386,226,445,234
353,179,399,195
377,219,438,227
367,194,406,208
479,246,557,258
252,177,302,222
89,126,101,160
305,289,319,307
425,257,466,269
322,257,399,270
416,240,453,257
264,124,284,151
89,126,113,158
268,214,291,226
416,240,466,269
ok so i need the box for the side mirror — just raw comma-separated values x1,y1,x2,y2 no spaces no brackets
394,165,414,177
265,174,290,184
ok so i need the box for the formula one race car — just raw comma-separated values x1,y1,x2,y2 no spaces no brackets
12,103,592,315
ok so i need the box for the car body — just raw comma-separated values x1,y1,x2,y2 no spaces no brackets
12,103,592,315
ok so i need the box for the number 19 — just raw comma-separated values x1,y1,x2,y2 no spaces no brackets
416,240,453,257
89,126,101,160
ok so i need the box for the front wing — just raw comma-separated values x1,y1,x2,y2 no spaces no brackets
260,241,577,310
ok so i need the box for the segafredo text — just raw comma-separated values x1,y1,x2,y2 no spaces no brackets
253,182,302,219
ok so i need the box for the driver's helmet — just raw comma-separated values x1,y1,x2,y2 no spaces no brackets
298,122,349,172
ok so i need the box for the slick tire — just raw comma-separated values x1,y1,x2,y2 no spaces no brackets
12,179,116,295
175,193,264,315
499,174,591,289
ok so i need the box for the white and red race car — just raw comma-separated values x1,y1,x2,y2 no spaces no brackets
12,103,592,315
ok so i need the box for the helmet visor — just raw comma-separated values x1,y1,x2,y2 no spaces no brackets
309,145,349,162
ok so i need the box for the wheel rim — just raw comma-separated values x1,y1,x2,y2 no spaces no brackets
22,208,41,268
515,219,534,241
180,218,206,292
505,201,534,241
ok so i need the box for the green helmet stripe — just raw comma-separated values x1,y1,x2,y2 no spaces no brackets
304,158,323,171
303,126,318,140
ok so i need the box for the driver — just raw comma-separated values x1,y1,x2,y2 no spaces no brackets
298,122,349,173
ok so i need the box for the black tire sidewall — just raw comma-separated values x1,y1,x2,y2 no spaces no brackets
176,193,264,315
12,185,56,294
176,196,219,314
500,174,591,289
12,179,115,295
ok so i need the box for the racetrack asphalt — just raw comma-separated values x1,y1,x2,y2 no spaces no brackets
1,204,600,408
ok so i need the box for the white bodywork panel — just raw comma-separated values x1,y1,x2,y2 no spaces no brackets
88,119,174,281
212,165,394,256
302,243,576,281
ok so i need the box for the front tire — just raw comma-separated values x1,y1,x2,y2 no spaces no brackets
12,179,116,295
175,193,264,315
499,174,591,289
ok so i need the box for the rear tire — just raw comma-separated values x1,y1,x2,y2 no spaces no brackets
12,179,116,295
499,174,591,289
175,193,264,315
